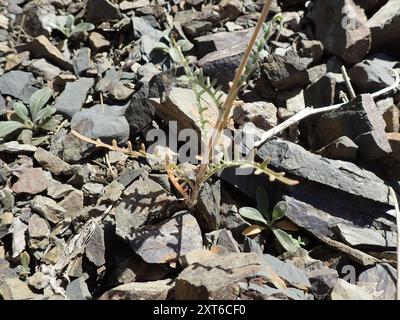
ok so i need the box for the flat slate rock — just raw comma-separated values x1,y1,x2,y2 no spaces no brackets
0,70,37,103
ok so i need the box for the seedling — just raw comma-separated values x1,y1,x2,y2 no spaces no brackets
0,87,59,138
239,187,306,252
41,14,95,39
18,251,30,280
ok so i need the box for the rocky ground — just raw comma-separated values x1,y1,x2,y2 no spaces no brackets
0,0,400,300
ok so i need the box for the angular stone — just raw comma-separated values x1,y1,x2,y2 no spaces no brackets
100,180,124,204
59,190,84,220
65,277,92,300
126,211,203,265
183,20,213,37
119,0,150,10
85,225,105,267
71,104,129,145
0,71,37,103
376,98,399,133
368,0,400,57
175,252,287,300
262,50,308,90
333,223,396,248
89,32,110,52
304,73,343,108
55,78,94,118
0,189,14,211
132,16,162,41
331,279,373,300
17,36,73,70
11,218,27,258
179,249,217,268
28,271,49,291
316,136,359,162
258,138,392,205
99,279,174,300
194,180,221,232
310,0,371,64
233,101,278,131
28,214,50,239
307,266,339,300
12,168,48,195
31,196,66,224
86,0,122,24
30,59,61,81
115,177,178,238
73,48,92,76
349,57,397,93
0,277,36,300
357,263,396,300
316,94,392,161
34,147,71,176
0,142,37,154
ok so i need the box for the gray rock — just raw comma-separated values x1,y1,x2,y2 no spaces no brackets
30,59,61,81
132,16,162,40
100,180,124,204
0,71,37,103
357,263,397,300
310,0,371,64
71,104,130,145
376,97,399,133
55,78,94,118
205,229,241,253
233,101,278,131
316,94,392,161
73,48,92,76
65,277,92,300
86,0,122,24
28,271,49,291
368,0,400,57
85,225,105,267
0,188,14,211
117,168,141,187
59,190,84,220
12,168,49,195
333,223,396,248
316,136,359,162
28,214,50,240
175,252,289,300
183,20,213,37
11,218,27,258
262,50,309,90
0,142,37,154
115,177,178,238
194,180,221,232
31,196,66,224
99,279,174,300
0,277,36,300
308,267,339,300
330,279,373,300
34,147,71,176
126,211,203,265
349,57,397,93
304,73,344,108
258,138,392,205
82,183,104,197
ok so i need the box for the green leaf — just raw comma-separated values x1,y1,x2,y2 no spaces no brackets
39,117,59,132
20,251,30,269
153,42,170,51
33,106,55,125
272,228,299,253
29,88,52,123
0,121,25,138
65,14,75,30
239,207,268,226
71,22,95,36
256,186,269,219
176,39,194,51
271,201,288,224
168,47,181,63
13,102,29,123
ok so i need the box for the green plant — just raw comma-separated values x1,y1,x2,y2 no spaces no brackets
239,187,306,252
18,251,30,279
153,30,194,66
41,14,94,39
0,87,59,138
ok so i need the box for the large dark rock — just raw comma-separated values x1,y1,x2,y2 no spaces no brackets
86,0,122,24
310,0,371,64
0,71,37,104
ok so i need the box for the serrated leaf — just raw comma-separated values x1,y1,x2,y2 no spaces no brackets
176,39,194,51
242,225,266,236
71,22,95,37
272,228,299,253
29,87,52,123
239,207,268,225
256,186,269,219
271,201,288,224
0,121,25,138
13,102,29,123
168,47,181,63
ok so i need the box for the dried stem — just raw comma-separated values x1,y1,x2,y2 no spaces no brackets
341,65,356,100
255,69,400,148
389,187,400,300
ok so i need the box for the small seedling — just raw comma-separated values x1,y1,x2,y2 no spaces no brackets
0,87,59,138
41,14,95,39
18,251,30,280
239,187,306,252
